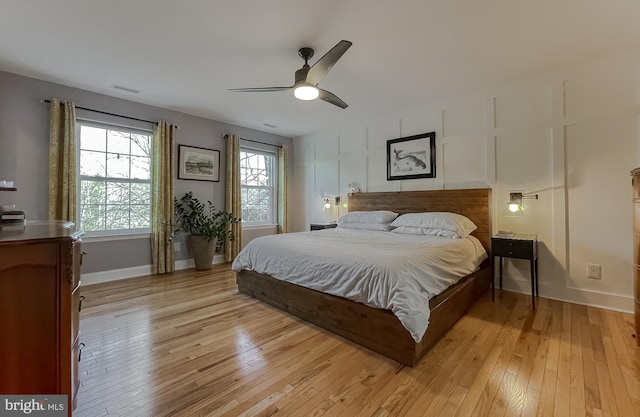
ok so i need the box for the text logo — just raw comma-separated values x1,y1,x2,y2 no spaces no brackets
0,396,66,417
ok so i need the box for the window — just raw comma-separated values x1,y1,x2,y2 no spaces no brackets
77,121,152,234
240,148,277,225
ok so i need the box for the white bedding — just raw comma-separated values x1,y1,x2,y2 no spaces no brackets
231,228,487,342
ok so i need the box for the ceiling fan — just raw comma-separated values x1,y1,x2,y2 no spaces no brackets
229,40,353,109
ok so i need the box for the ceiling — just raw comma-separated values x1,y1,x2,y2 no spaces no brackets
2,1,640,138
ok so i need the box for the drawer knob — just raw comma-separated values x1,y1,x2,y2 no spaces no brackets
508,251,513,255
79,295,85,312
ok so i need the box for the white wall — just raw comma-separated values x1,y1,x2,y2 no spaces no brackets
293,49,640,313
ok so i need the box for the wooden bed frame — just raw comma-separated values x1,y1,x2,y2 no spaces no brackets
237,188,493,367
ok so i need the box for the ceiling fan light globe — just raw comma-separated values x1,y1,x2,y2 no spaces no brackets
294,85,319,100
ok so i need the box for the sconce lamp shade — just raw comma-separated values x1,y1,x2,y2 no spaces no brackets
506,191,538,216
322,197,332,211
322,196,341,211
508,202,521,213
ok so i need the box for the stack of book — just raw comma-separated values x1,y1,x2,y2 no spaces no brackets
0,210,26,228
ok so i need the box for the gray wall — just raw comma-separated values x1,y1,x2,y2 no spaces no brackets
0,71,293,273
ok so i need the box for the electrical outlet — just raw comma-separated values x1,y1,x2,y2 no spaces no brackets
174,242,181,252
586,264,601,279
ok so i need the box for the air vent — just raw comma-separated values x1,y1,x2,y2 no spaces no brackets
112,84,140,94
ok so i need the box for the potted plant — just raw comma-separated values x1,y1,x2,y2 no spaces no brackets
173,191,241,270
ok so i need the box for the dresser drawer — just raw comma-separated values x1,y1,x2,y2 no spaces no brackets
634,174,640,199
71,339,83,409
492,238,534,259
71,288,83,345
635,299,640,338
72,240,82,291
636,267,640,302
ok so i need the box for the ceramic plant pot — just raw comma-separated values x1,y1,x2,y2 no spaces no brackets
188,235,217,271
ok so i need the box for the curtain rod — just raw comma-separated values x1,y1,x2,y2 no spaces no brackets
42,99,180,129
224,134,282,149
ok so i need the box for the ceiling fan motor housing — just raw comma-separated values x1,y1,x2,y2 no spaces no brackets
295,47,314,85
295,67,311,85
298,47,314,61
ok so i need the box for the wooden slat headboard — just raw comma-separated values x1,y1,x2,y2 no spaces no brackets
347,188,492,253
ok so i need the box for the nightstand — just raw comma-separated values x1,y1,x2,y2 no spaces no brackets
491,234,538,309
310,223,338,231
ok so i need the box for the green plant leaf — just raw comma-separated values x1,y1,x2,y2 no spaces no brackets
172,192,241,254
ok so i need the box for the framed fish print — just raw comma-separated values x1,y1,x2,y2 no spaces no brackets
386,132,436,180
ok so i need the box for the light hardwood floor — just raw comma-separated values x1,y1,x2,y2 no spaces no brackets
75,264,639,417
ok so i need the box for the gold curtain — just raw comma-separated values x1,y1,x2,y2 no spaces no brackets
278,145,288,233
225,134,243,262
150,121,176,274
48,98,77,222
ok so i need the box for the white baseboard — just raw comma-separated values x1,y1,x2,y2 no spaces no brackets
502,278,634,314
82,254,226,286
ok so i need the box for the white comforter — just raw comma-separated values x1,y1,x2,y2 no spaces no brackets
232,228,487,342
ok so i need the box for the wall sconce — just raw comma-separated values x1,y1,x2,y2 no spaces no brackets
348,181,360,193
507,190,538,214
322,196,340,211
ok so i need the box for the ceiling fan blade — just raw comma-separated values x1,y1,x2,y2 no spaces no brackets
318,89,348,109
228,86,292,92
306,40,352,86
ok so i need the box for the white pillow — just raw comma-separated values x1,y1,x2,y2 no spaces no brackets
391,226,461,238
338,222,393,231
391,212,477,237
337,210,398,225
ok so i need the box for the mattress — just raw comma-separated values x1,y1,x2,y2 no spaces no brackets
232,228,487,342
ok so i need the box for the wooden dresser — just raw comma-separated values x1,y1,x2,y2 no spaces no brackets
0,221,84,415
632,169,640,346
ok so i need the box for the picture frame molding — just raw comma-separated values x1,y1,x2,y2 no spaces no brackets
177,144,220,182
386,132,436,181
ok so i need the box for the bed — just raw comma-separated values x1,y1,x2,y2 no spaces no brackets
234,188,492,366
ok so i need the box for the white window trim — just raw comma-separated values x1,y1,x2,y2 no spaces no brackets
242,224,279,230
83,231,151,243
76,119,153,236
240,146,278,226
77,118,153,136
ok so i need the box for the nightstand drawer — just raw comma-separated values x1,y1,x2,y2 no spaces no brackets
310,223,338,231
492,238,534,259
